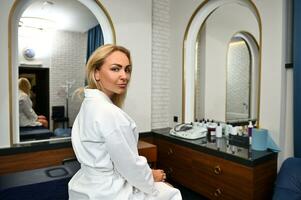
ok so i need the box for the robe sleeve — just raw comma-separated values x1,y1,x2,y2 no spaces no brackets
103,124,158,195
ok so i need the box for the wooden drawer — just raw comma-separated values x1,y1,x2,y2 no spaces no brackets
191,172,253,200
155,139,194,186
156,139,195,167
192,151,253,186
191,151,253,199
154,138,276,200
159,161,194,187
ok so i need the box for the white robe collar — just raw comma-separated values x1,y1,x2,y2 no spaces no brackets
84,89,113,104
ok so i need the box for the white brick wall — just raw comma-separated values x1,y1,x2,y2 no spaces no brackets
195,34,202,121
226,39,250,119
151,0,170,129
50,31,87,129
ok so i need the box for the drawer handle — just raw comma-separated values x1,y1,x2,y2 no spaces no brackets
213,165,222,175
167,148,174,155
214,188,222,197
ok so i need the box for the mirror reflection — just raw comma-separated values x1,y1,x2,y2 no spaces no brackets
18,0,102,141
194,3,260,123
226,34,259,121
226,37,251,120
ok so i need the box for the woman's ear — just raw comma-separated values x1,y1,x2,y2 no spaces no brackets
94,69,100,81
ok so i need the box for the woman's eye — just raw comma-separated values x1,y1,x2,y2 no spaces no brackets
111,68,120,72
125,67,132,73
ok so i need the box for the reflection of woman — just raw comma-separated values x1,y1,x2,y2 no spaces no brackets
68,44,182,200
18,77,48,128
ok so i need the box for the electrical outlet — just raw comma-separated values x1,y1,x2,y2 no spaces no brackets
173,116,178,122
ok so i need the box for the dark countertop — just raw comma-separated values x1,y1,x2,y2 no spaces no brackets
0,128,277,167
151,128,278,167
0,138,72,156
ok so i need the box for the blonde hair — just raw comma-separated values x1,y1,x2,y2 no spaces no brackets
85,44,132,107
18,77,31,95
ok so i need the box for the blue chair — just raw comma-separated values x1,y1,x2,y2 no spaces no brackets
273,157,301,200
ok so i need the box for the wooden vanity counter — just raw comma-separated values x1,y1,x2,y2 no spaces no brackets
0,139,157,175
140,128,278,200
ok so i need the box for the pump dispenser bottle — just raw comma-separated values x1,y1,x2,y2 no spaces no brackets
216,123,222,138
248,121,253,137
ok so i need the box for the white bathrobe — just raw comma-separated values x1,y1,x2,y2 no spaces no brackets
68,89,182,200
19,90,41,127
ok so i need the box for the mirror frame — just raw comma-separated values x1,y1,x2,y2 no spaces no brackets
182,0,262,124
8,0,116,145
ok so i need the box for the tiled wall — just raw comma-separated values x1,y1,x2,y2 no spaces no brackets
50,31,87,129
195,27,206,121
151,0,171,129
195,37,202,121
226,40,250,119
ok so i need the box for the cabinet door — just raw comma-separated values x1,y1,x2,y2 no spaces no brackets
155,139,195,187
192,152,253,200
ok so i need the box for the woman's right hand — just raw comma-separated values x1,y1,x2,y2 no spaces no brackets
152,169,166,182
37,115,48,128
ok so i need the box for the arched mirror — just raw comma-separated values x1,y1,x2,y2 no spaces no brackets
184,0,261,124
10,0,115,144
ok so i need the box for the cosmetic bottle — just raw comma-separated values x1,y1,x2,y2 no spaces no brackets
206,130,212,142
207,121,217,135
224,123,230,137
216,123,222,138
248,121,253,137
227,124,233,136
203,119,207,128
231,126,238,136
207,128,213,142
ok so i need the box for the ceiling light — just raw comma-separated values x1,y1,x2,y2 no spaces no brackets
19,17,56,30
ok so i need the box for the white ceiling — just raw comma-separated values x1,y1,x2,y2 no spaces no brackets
21,0,99,32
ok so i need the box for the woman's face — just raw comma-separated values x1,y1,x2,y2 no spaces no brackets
95,51,131,98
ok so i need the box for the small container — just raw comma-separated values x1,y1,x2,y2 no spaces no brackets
207,122,217,135
207,127,215,142
206,130,212,142
248,121,253,137
192,121,198,128
216,123,222,138
203,120,207,128
225,123,232,137
231,126,238,135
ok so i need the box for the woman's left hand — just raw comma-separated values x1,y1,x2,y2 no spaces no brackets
38,115,46,119
152,169,166,182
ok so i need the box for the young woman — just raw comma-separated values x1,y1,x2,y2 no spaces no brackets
18,77,48,128
68,44,182,200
